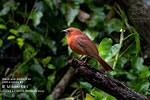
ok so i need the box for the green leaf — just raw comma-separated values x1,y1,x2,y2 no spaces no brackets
47,64,55,70
30,11,43,27
0,18,4,23
65,6,79,26
48,71,56,84
7,35,15,40
0,24,7,29
135,80,149,92
118,57,127,68
53,55,68,69
110,44,121,56
107,18,122,33
0,6,10,16
86,8,105,28
46,72,56,92
62,37,67,46
29,1,44,27
98,38,112,61
91,88,116,100
92,8,105,21
17,37,24,42
0,39,3,47
18,25,31,33
42,56,52,65
46,80,52,93
23,44,35,60
140,71,150,79
88,59,97,67
133,29,140,56
30,63,44,77
44,39,57,55
80,81,92,91
70,82,79,88
132,57,148,71
17,38,24,48
17,41,24,48
98,38,121,61
17,93,30,100
35,1,45,12
44,0,59,10
71,0,84,5
83,29,99,41
68,46,72,56
91,89,104,98
27,87,37,100
104,5,112,10
10,29,19,36
85,93,94,100
45,96,54,100
44,0,53,9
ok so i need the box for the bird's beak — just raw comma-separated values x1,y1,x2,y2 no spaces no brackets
61,30,68,34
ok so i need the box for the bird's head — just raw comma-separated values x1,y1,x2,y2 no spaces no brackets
61,27,81,35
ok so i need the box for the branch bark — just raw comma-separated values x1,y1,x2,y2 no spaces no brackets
69,58,149,100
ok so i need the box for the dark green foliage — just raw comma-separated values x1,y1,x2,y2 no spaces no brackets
0,0,149,100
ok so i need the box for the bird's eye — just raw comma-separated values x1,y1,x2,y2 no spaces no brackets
67,30,72,33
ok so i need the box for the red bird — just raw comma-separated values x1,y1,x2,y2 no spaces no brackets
61,27,113,71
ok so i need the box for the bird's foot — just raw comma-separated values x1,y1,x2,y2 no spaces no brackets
83,56,88,63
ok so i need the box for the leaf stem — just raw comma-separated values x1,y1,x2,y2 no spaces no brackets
123,33,133,41
113,30,124,69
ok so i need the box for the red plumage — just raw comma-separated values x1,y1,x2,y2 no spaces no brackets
63,27,113,71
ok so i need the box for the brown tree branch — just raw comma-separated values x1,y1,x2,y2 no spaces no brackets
49,67,75,100
69,58,149,100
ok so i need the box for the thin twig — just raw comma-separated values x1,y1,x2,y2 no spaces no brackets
25,0,38,25
70,88,79,97
24,2,27,24
119,41,135,57
8,51,38,77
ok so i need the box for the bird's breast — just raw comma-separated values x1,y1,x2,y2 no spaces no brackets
67,35,74,46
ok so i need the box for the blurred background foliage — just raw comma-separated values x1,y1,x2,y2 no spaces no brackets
0,0,149,100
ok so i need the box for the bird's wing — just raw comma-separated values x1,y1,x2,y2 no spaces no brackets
75,35,99,57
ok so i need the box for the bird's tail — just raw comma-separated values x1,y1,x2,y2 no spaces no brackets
96,55,113,72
